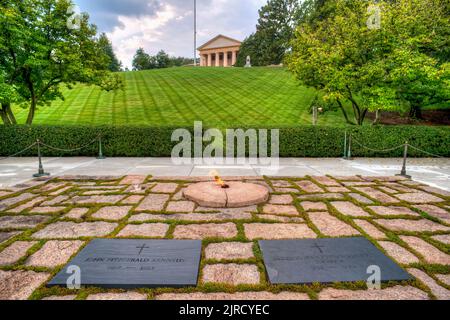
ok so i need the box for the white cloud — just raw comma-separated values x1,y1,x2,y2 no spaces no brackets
77,0,268,68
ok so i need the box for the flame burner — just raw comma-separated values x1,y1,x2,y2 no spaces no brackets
183,181,269,208
214,176,230,189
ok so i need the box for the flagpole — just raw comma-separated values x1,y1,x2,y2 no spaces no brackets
194,0,197,66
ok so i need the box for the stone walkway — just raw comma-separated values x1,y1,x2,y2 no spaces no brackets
0,175,449,300
0,157,449,191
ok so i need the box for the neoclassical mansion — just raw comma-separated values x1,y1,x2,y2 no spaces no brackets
198,35,241,67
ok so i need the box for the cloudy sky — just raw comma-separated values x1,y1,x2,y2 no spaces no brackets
75,0,267,68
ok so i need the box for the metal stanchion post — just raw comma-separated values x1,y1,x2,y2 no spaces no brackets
96,136,106,160
33,139,50,178
347,134,353,160
396,142,411,179
343,131,348,159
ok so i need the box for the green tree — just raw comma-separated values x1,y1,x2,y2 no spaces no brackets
287,0,449,124
98,33,122,72
0,0,122,125
237,0,302,66
156,50,170,69
132,48,151,71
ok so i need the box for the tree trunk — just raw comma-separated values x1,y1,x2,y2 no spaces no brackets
26,97,36,125
409,105,423,120
0,103,16,125
336,99,355,125
0,106,9,125
372,110,381,125
4,103,16,124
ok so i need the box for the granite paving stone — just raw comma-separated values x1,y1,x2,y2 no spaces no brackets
156,291,309,300
117,223,169,238
92,206,132,221
262,204,299,216
414,205,450,224
135,194,170,211
244,223,316,240
301,201,327,212
32,222,117,239
202,264,260,285
353,187,399,203
331,201,371,217
400,236,450,265
0,270,50,300
26,240,84,268
369,206,420,217
308,212,360,237
353,220,386,240
407,269,450,300
151,183,178,194
86,292,147,300
375,219,450,233
378,241,419,265
318,286,428,300
64,208,89,219
205,242,255,260
173,223,237,239
0,216,50,230
0,241,37,266
395,192,444,204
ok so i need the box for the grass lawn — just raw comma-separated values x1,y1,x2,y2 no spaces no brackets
10,67,349,127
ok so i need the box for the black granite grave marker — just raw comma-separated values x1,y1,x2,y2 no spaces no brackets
259,237,411,284
48,239,202,289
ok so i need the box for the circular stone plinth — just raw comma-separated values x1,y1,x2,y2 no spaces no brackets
183,182,269,208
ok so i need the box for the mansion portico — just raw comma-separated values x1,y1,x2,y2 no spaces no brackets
198,35,241,67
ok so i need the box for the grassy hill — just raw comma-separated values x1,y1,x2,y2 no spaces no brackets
11,67,348,127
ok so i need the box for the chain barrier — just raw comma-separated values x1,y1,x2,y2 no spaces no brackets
0,135,105,178
344,132,447,178
39,135,101,153
407,144,445,159
0,142,38,161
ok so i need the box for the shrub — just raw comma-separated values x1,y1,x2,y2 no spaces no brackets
0,125,448,158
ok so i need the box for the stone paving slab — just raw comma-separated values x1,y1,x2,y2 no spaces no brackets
400,236,450,265
308,212,360,237
92,206,132,221
0,215,51,230
0,270,50,300
156,291,310,300
0,241,37,266
0,231,21,244
375,219,450,233
25,240,84,268
32,222,117,239
117,223,169,238
0,175,448,300
318,286,429,300
407,269,450,300
202,264,260,285
173,223,238,239
86,292,147,300
244,223,316,240
205,242,255,260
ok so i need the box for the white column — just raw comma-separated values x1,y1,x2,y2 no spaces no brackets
232,51,237,66
207,54,212,67
223,52,228,67
215,52,220,67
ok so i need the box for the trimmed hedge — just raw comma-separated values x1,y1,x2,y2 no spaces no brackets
0,125,449,158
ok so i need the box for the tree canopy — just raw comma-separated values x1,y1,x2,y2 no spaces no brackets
237,0,302,67
0,0,123,125
132,48,193,71
287,0,450,124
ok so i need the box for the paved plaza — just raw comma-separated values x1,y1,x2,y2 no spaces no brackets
0,174,449,300
0,157,449,190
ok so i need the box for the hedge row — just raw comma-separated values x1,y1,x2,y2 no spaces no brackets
0,125,449,158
